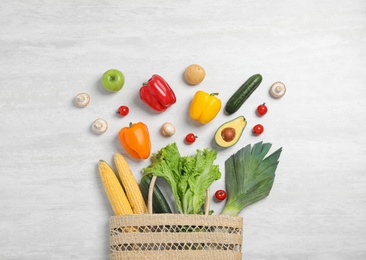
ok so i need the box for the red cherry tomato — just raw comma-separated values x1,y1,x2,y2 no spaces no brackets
215,190,227,201
257,103,268,116
185,133,197,144
117,106,129,116
253,124,264,135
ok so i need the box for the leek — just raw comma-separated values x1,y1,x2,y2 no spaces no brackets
221,142,282,216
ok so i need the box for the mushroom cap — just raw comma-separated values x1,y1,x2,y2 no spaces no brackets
74,93,90,108
269,82,286,98
91,118,108,134
161,122,176,136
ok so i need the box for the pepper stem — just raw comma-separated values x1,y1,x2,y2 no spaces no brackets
210,92,219,96
129,122,133,128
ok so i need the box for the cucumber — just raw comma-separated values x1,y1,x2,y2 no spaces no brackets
225,74,263,115
139,175,172,214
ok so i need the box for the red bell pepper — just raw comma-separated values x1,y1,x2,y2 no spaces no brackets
139,74,176,112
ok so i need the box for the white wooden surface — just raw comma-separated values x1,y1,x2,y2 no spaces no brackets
1,1,365,259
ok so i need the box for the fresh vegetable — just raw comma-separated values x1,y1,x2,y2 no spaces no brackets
221,142,282,216
118,122,151,160
98,160,133,215
225,74,263,115
74,93,90,108
214,116,247,148
256,103,268,116
117,105,129,116
102,69,125,92
253,124,264,135
139,174,172,214
189,91,221,124
184,64,206,85
270,81,286,98
114,153,148,214
139,74,176,112
185,133,197,144
161,122,176,137
143,142,221,214
91,118,108,135
215,190,227,201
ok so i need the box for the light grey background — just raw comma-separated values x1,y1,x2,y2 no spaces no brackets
1,0,365,259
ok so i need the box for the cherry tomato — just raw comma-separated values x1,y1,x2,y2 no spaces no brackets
253,124,264,135
257,103,268,116
117,105,129,116
185,133,197,144
215,190,227,201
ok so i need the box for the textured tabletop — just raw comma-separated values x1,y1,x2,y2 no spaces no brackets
1,1,365,259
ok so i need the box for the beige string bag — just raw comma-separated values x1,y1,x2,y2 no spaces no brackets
109,176,243,260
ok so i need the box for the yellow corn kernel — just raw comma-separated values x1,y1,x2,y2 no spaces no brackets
114,153,148,214
98,160,133,216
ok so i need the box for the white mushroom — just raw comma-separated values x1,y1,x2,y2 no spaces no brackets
74,93,90,108
161,122,176,137
270,82,286,98
91,118,108,134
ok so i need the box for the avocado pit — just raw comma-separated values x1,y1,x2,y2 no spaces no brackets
221,127,236,142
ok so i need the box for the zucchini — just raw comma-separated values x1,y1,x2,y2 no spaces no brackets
139,174,172,214
225,74,263,115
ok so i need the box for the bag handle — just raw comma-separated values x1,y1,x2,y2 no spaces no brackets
148,175,210,216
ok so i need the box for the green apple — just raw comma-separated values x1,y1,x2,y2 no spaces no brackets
102,69,125,92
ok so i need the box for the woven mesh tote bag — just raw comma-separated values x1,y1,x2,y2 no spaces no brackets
109,176,243,260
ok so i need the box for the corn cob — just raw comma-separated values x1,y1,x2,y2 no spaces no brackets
114,153,148,214
98,160,133,216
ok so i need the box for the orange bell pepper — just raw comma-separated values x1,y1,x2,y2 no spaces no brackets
118,122,151,160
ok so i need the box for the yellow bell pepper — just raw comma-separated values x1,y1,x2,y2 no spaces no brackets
189,91,222,124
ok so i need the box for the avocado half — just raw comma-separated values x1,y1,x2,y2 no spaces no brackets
214,116,247,148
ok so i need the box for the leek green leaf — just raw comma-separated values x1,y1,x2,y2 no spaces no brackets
221,141,282,216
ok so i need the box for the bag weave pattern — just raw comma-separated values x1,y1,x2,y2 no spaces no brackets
110,214,243,260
